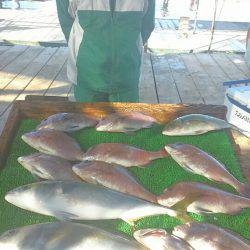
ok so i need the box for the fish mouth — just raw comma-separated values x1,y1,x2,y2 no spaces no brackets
134,229,166,240
5,190,18,204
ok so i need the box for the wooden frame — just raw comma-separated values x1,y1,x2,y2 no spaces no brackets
0,95,249,180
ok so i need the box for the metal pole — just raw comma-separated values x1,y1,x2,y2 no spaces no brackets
208,0,219,51
193,0,200,34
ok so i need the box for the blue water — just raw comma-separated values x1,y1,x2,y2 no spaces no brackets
2,0,40,10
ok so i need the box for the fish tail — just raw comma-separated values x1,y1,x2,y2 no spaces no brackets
237,183,250,199
151,148,169,160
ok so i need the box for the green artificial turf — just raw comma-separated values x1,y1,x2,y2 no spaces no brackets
0,119,249,239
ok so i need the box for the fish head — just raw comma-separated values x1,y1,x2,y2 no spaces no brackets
164,143,184,156
18,155,52,180
134,229,167,250
5,183,45,211
96,118,115,132
172,223,192,239
0,228,20,250
21,131,42,147
163,119,186,135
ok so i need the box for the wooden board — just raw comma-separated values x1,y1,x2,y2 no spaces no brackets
1,95,249,183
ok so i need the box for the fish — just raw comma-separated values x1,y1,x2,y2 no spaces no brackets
157,181,250,215
172,222,250,250
72,161,157,203
18,153,81,181
134,228,194,250
22,129,84,161
82,143,168,168
5,181,178,226
96,111,157,134
0,222,147,250
165,143,250,197
36,112,98,132
162,114,233,136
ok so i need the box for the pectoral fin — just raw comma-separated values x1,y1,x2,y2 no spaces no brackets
54,211,80,221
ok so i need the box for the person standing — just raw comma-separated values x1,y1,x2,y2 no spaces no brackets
56,0,155,102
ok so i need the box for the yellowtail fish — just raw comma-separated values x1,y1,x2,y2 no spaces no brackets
0,222,147,250
5,181,178,226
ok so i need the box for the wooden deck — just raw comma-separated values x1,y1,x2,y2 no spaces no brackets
0,44,249,177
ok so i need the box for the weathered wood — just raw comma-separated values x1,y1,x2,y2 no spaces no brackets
166,54,204,104
139,53,158,103
16,47,67,100
180,53,223,104
0,103,21,169
25,95,69,102
225,53,250,78
0,46,43,90
211,52,247,80
45,62,71,97
151,55,181,104
0,45,28,70
0,47,58,116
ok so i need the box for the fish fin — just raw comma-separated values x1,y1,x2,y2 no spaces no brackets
125,131,135,136
189,206,213,215
237,183,250,199
30,172,45,182
54,211,79,221
171,193,203,212
121,216,136,227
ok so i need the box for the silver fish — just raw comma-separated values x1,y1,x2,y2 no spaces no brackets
36,113,98,132
72,161,157,203
5,181,177,226
165,143,250,197
0,222,146,250
157,181,250,215
134,228,194,250
96,111,157,134
22,129,84,161
163,114,232,136
82,143,168,168
172,222,250,250
18,153,81,181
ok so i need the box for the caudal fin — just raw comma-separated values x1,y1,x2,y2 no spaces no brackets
151,148,169,160
237,183,250,199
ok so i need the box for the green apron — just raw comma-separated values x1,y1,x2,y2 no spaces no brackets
56,0,155,102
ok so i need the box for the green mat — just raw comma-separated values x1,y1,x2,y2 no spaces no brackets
0,119,249,239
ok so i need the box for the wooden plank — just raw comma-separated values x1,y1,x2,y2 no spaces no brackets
0,47,58,116
16,47,68,100
180,53,223,105
166,54,204,104
0,46,44,90
139,53,158,103
194,53,229,94
151,54,181,104
225,53,250,78
0,45,28,70
0,46,11,55
0,107,11,136
0,102,21,169
45,62,71,97
211,52,248,80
